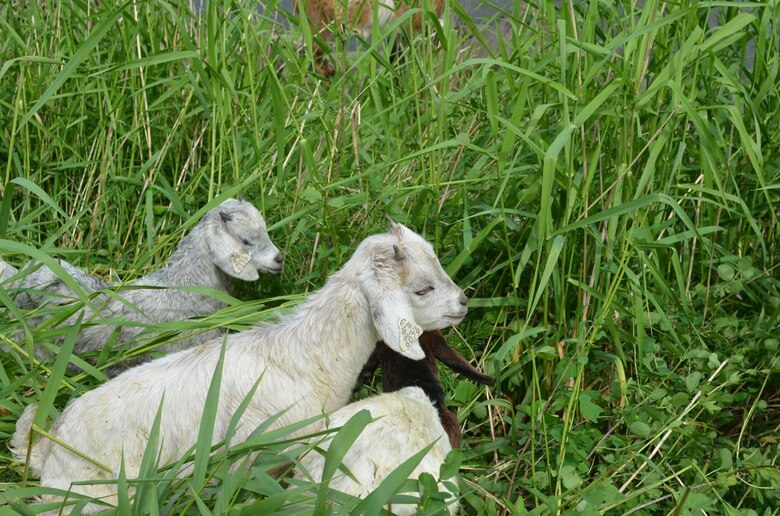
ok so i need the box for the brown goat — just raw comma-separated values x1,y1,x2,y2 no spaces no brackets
359,330,494,447
296,0,445,76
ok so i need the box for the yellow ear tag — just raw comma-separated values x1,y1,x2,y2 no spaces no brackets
230,252,251,274
398,318,423,351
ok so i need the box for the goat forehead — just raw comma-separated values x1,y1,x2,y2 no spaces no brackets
217,200,266,223
357,230,437,262
407,245,441,272
405,239,435,259
234,209,267,229
245,211,266,228
217,199,243,211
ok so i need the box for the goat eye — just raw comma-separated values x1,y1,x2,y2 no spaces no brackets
415,287,433,296
241,238,252,247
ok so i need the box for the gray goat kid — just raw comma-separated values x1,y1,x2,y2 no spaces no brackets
2,198,282,371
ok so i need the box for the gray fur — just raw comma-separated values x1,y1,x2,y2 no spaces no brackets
1,260,19,284
12,259,111,309
5,198,282,374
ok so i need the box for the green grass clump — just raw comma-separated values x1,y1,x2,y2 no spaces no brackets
1,0,779,513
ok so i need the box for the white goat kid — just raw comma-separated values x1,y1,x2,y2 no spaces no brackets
296,386,454,514
6,198,282,368
294,331,494,514
11,219,467,512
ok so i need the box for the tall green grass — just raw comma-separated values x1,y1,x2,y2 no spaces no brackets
1,0,779,513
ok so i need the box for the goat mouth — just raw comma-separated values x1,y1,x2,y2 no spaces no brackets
444,313,467,322
261,265,284,274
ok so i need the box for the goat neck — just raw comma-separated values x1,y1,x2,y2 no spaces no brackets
259,264,379,413
143,222,231,292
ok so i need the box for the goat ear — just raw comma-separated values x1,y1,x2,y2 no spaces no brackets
365,248,425,361
424,331,495,386
205,218,260,281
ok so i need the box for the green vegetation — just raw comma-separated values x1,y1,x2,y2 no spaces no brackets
1,0,779,513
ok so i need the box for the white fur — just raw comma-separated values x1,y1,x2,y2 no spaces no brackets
6,198,282,368
11,222,466,512
294,386,458,515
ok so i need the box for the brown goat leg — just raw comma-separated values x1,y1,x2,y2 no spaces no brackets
422,330,494,386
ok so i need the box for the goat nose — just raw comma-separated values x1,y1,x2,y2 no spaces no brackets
459,292,468,306
274,254,284,265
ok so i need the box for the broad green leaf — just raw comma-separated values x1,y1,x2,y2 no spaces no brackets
629,421,652,438
579,392,603,423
